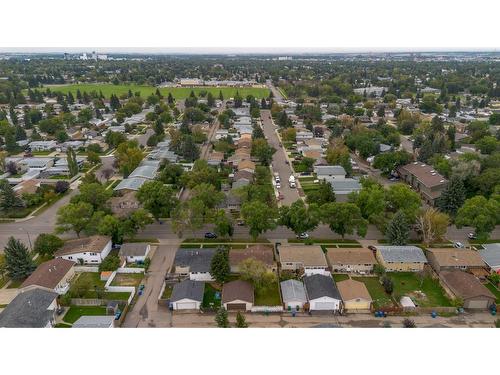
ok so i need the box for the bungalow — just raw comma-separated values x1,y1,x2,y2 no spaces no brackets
479,243,500,272
279,245,329,276
426,248,486,273
229,245,275,273
55,235,112,265
326,248,377,274
314,165,346,180
328,179,361,200
296,130,314,141
109,191,141,218
280,279,307,311
304,274,342,313
222,280,254,311
28,140,57,152
225,192,242,211
439,270,496,309
173,248,216,281
72,315,115,328
170,280,205,310
207,151,224,166
23,157,54,171
128,165,158,180
375,246,427,272
232,170,254,189
113,177,147,192
0,289,59,328
20,258,75,295
119,243,151,263
337,279,372,312
237,159,256,174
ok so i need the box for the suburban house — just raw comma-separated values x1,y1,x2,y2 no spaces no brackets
225,192,242,212
229,245,275,273
296,130,314,141
326,248,377,274
28,140,57,151
375,246,427,272
207,151,224,166
337,279,372,312
279,245,329,276
439,270,496,309
397,162,448,206
303,274,342,313
426,248,486,273
232,170,254,189
280,279,307,311
20,258,75,294
0,289,59,328
237,159,256,174
314,165,361,200
173,248,216,281
113,177,147,192
314,165,347,180
222,280,254,311
119,243,151,264
72,316,115,328
55,235,112,265
109,191,141,218
128,165,158,180
479,243,500,272
170,280,205,310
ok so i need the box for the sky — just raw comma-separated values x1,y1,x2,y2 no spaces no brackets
1,0,499,52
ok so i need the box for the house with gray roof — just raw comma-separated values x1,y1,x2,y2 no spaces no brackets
479,243,500,272
119,243,151,263
280,279,307,310
170,280,205,310
114,177,147,192
314,165,346,179
173,248,216,281
328,179,362,200
128,165,158,180
375,246,427,272
72,315,115,328
303,274,342,313
0,289,58,328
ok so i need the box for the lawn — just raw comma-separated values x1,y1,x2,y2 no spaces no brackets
390,272,451,307
485,282,500,303
68,272,131,300
254,282,281,306
63,306,108,324
202,283,221,309
44,84,270,99
332,274,350,282
353,277,394,309
110,273,144,287
161,285,173,299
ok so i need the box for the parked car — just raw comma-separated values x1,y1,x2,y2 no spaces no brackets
204,232,217,239
276,183,281,189
453,241,465,248
467,232,477,240
297,232,309,240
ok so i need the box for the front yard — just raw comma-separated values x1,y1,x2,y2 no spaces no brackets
62,306,108,324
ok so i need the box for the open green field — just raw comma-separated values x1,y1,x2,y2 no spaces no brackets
44,84,270,99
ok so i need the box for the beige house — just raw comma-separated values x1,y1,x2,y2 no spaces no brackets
337,279,372,312
326,248,377,274
397,162,448,206
439,270,496,309
20,258,75,295
279,245,329,276
426,248,486,273
375,246,427,272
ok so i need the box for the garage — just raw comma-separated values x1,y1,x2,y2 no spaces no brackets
313,302,337,311
176,302,198,310
170,280,204,311
464,299,490,309
226,303,247,311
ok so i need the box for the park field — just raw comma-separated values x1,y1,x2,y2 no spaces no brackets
43,83,270,100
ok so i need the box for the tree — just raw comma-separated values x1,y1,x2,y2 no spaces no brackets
115,141,143,177
56,202,95,237
305,180,336,206
241,201,278,240
191,183,224,210
33,233,63,257
66,147,79,177
373,151,412,175
386,210,410,245
348,180,386,222
87,151,101,166
321,202,367,239
236,312,249,328
251,138,276,165
476,136,499,155
416,208,450,247
215,306,229,328
382,276,393,294
385,183,421,221
171,200,205,237
213,210,234,238
73,182,112,211
99,215,125,244
325,144,352,175
210,247,230,283
437,177,466,217
455,196,500,241
0,179,24,211
98,253,121,272
55,180,70,194
279,200,319,235
239,258,276,289
4,237,36,280
136,181,178,220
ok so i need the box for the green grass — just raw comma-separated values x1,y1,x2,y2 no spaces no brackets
44,84,270,100
202,283,221,309
63,306,108,324
67,272,129,300
54,323,72,328
161,285,173,299
353,277,394,309
122,237,159,243
254,282,281,306
183,238,270,244
332,274,350,282
390,272,451,307
485,282,500,303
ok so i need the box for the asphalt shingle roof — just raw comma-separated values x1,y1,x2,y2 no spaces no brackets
304,274,341,300
479,243,500,268
0,289,58,328
173,248,216,273
114,177,147,191
377,246,427,263
170,280,205,302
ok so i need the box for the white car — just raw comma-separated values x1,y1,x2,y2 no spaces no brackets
297,232,309,240
453,241,465,249
276,183,281,189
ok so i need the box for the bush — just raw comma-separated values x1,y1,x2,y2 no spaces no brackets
55,181,70,194
382,276,393,294
98,254,121,272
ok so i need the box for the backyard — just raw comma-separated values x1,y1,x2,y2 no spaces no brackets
254,282,281,306
202,283,221,309
485,282,500,303
390,272,451,307
62,306,108,324
68,272,131,300
353,276,394,309
110,273,144,287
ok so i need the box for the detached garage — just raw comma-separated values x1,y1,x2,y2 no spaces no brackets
304,274,342,313
439,270,496,310
170,280,205,310
222,280,254,311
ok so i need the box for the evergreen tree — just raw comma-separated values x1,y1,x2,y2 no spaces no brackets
167,93,174,104
235,312,248,328
215,307,229,328
155,88,162,98
207,92,215,107
4,237,36,280
0,180,24,211
66,147,79,177
210,246,230,283
386,210,410,245
437,177,466,217
218,90,224,101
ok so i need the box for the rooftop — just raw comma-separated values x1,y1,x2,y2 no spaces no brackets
279,245,328,268
280,279,307,303
398,162,448,188
229,245,274,267
72,315,115,328
304,274,341,300
337,279,372,302
119,243,150,257
55,236,111,257
171,280,205,303
427,248,485,268
326,248,377,265
0,289,58,328
479,243,500,268
222,280,254,304
377,246,427,263
173,248,216,273
21,258,75,290
440,270,495,300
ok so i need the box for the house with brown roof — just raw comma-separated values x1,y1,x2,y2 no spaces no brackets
13,179,41,196
397,162,448,205
439,270,496,309
232,170,254,189
237,159,256,174
337,279,372,312
426,248,486,273
279,245,329,276
109,191,141,218
237,138,252,149
55,235,112,265
20,258,75,295
326,248,377,274
222,280,254,311
207,151,224,167
229,245,275,273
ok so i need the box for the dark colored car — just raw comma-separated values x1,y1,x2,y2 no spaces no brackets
204,232,217,239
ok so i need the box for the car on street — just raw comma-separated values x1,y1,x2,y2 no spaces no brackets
276,183,281,189
204,232,217,239
467,232,477,240
297,232,309,240
453,241,465,248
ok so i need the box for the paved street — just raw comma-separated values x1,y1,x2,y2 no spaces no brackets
261,109,300,206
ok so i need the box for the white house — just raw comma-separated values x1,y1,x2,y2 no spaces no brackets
304,274,342,312
119,243,151,263
170,280,204,310
55,236,112,265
